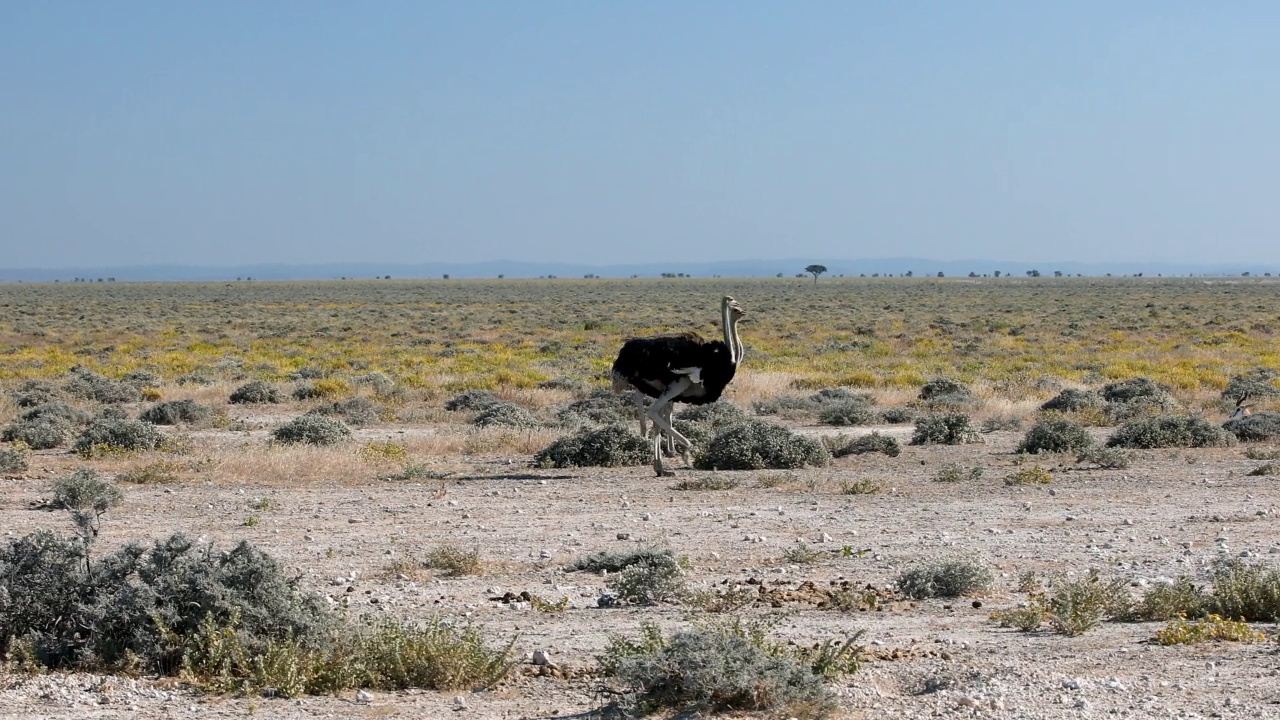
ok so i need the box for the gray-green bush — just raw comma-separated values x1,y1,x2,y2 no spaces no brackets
910,413,982,445
73,419,164,455
62,367,142,404
1106,415,1237,449
271,415,351,445
444,390,500,412
306,397,380,427
139,399,212,426
533,425,651,468
1018,417,1094,454
824,432,901,458
1040,388,1104,412
896,557,994,599
694,420,829,470
229,380,281,405
472,402,541,429
1222,412,1280,442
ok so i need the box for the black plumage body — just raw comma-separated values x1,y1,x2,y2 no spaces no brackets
611,331,737,405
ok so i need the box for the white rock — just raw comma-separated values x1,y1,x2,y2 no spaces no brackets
355,689,372,704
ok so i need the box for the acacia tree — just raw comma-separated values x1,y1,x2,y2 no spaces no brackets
804,264,828,284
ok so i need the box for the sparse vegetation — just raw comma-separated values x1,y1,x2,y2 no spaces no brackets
934,463,983,483
423,544,483,576
896,557,994,599
1004,466,1053,485
0,446,29,474
1076,445,1131,469
1153,615,1267,645
839,478,884,495
671,475,740,491
472,401,541,429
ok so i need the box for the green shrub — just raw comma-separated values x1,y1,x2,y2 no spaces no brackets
556,394,637,429
471,402,541,429
671,475,740,491
1221,368,1280,400
2,413,78,450
934,463,982,483
229,380,281,405
606,624,836,716
694,420,829,470
19,401,90,427
824,432,901,458
1208,560,1280,622
306,397,380,427
677,401,749,428
1101,377,1170,404
444,390,500,411
423,544,482,576
1018,417,1094,454
570,548,676,574
10,380,61,408
1223,412,1280,442
271,415,351,446
878,406,917,424
980,414,1024,432
605,553,688,606
61,367,142,404
817,400,876,426
1040,388,1104,412
919,377,971,400
139,399,212,426
533,425,651,468
896,557,994,599
0,446,29,474
1106,415,1237,449
1005,466,1053,485
72,419,164,455
1129,579,1210,621
910,413,982,445
0,531,333,671
1076,445,1131,469
1045,571,1131,636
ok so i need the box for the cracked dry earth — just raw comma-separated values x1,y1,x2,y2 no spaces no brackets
2,424,1279,720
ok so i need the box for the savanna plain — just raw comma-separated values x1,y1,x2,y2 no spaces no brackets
1,277,1279,719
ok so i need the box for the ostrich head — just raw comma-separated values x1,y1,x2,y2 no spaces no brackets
721,296,745,365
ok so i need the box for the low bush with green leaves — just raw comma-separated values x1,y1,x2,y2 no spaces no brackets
271,415,351,446
471,402,541,429
555,392,638,429
671,475,739,491
0,445,30,474
1018,417,1094,454
424,544,482,576
1208,559,1280,622
229,380,281,405
605,552,688,605
896,557,994,599
73,418,165,456
533,425,651,468
934,463,983,483
601,620,856,717
824,432,902,458
61,367,142,404
139,399,212,426
1220,368,1280,401
1223,412,1280,442
1106,415,1237,449
570,547,678,574
694,420,829,470
1153,615,1267,645
10,379,61,408
1044,571,1132,636
910,413,982,446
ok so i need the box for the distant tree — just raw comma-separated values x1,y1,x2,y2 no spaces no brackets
968,271,979,278
498,274,505,279
936,271,945,278
1053,270,1063,277
1242,271,1251,277
1026,269,1041,277
804,264,828,284
442,274,450,279
904,270,913,277
994,270,1002,278
776,272,784,278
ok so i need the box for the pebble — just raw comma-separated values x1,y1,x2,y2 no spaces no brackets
452,695,467,710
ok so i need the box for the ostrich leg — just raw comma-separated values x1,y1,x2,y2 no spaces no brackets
646,377,693,476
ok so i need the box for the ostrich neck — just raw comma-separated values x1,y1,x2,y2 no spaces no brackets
722,305,741,365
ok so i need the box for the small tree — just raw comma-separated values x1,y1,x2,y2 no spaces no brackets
804,264,828,284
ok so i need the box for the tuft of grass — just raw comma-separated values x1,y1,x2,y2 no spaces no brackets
1044,571,1131,636
896,557,994,599
934,463,983,483
781,545,827,564
838,478,884,495
358,440,409,463
1246,463,1279,476
1004,466,1053,486
423,544,482,577
117,460,183,485
671,475,740,491
1153,615,1267,645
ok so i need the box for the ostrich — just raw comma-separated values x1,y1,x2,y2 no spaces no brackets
1230,394,1254,420
611,295,745,476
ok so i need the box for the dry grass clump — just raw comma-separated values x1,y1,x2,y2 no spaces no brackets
423,544,482,576
896,557,994,599
444,390,500,412
671,475,740,491
1106,415,1236,449
116,460,184,485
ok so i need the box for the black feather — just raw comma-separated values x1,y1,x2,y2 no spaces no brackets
612,331,737,406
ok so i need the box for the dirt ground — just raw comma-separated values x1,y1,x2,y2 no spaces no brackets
2,421,1279,719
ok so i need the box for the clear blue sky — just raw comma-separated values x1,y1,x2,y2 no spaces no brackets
2,2,1277,269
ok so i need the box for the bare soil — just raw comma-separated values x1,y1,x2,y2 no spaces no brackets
3,422,1279,719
